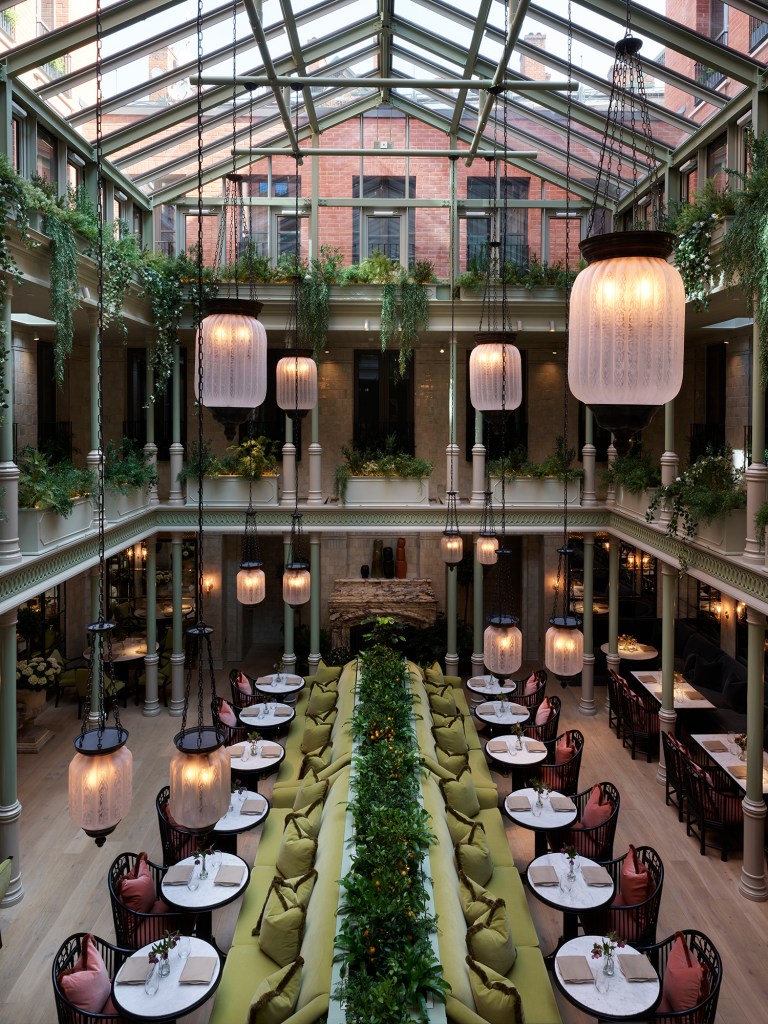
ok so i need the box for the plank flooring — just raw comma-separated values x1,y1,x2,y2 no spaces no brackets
1,658,766,1022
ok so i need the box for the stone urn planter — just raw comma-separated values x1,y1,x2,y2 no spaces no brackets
490,476,580,507
340,476,430,507
103,486,150,523
17,497,94,555
185,475,280,507
695,509,746,556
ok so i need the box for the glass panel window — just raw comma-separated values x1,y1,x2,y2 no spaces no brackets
352,176,415,265
354,350,414,453
36,127,57,187
465,176,530,271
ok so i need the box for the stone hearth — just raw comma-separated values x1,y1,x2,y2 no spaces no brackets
328,578,438,649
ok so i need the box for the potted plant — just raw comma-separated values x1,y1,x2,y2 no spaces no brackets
16,447,95,553
16,654,62,729
488,436,582,506
670,177,735,310
333,435,433,506
181,437,279,506
646,446,746,555
103,438,157,521
603,450,661,519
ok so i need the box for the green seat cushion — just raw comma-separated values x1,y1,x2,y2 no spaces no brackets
485,866,540,948
252,870,318,936
454,829,493,886
458,871,497,924
429,690,458,716
258,888,308,967
300,722,333,755
275,819,318,878
509,945,563,1022
422,753,455,780
293,777,329,811
315,661,342,685
466,899,517,974
425,662,445,687
466,956,524,1024
285,797,323,838
435,748,470,775
316,752,352,780
299,746,333,778
432,717,469,756
439,767,481,818
247,957,303,1024
306,707,337,726
306,687,338,716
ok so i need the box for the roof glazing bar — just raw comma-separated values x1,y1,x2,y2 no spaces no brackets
279,0,320,135
194,75,577,90
236,148,538,157
242,0,301,159
449,0,494,136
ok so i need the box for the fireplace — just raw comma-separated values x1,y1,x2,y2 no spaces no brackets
328,578,438,650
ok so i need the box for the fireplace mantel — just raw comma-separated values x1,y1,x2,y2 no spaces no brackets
328,578,438,649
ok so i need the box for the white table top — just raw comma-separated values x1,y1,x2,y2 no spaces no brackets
504,788,577,831
134,602,193,619
254,674,305,694
214,790,269,833
573,600,609,615
112,936,221,1020
527,852,614,912
467,675,517,695
161,852,249,911
601,642,658,661
554,935,660,1020
691,733,768,794
227,742,285,773
84,639,157,663
485,737,546,766
475,702,530,727
239,702,296,728
632,670,715,710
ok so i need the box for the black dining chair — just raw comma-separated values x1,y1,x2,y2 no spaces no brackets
52,932,132,1024
546,781,621,863
579,845,664,949
620,681,660,762
682,759,743,861
524,694,561,745
529,728,584,797
229,668,260,709
661,730,688,822
108,851,195,949
644,930,723,1024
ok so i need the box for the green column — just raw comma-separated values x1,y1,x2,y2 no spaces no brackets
446,564,458,675
168,341,184,505
0,283,20,564
169,537,185,715
473,549,484,676
739,608,768,900
0,610,22,906
579,536,596,715
657,562,677,784
283,536,295,669
143,537,160,717
309,534,321,674
89,567,102,723
604,537,620,708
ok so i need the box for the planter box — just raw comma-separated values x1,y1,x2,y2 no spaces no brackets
490,475,580,507
341,476,430,507
185,475,279,507
614,485,658,521
695,509,746,556
103,486,150,522
18,497,93,554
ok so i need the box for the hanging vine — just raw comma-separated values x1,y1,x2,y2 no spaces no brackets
42,212,80,385
0,155,33,418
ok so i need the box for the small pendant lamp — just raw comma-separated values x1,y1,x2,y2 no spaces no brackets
283,511,311,608
477,489,498,565
441,490,463,567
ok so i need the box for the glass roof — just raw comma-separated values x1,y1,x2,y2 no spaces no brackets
3,0,765,203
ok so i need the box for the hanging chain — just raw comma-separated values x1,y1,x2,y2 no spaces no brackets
449,156,457,495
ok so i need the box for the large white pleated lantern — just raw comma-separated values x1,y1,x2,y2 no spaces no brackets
470,332,523,412
69,736,133,846
237,565,265,605
276,352,317,413
569,232,685,434
169,735,230,832
545,618,584,678
484,617,522,678
476,533,499,565
195,299,267,437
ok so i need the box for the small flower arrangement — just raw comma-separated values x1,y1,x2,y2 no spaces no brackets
148,930,179,965
617,634,638,651
562,844,578,868
529,777,548,796
247,730,261,743
591,932,625,960
232,778,246,795
511,723,524,738
273,660,284,679
16,655,62,691
735,733,747,755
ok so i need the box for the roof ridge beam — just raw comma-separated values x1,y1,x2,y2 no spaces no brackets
242,0,300,160
449,0,494,136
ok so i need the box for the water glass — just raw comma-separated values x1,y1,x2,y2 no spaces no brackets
144,964,160,996
495,702,503,718
210,849,222,874
241,744,250,762
187,867,200,892
594,969,610,994
178,936,191,962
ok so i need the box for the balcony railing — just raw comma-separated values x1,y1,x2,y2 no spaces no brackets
694,29,728,91
0,11,16,38
40,55,71,81
750,17,768,51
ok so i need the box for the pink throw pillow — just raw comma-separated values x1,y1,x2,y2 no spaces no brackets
580,785,613,828
524,673,539,695
235,670,251,694
535,697,552,726
657,933,707,1013
58,934,111,1013
119,854,155,913
620,844,650,904
218,699,238,727
555,736,575,764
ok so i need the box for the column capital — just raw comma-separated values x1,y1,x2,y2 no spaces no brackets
746,607,766,628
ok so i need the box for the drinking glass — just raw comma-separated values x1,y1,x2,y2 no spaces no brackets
210,849,222,874
178,936,191,962
187,866,200,892
594,969,610,994
241,744,250,762
144,964,160,996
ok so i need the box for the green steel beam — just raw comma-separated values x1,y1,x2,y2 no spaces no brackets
448,0,494,136
196,74,575,90
238,147,537,158
667,89,754,173
279,0,320,135
576,0,762,86
527,4,727,110
726,0,768,19
36,0,235,100
4,0,181,75
379,0,393,101
242,0,301,159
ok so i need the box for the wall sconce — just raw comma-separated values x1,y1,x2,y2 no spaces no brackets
713,602,726,621
737,602,746,621
204,576,215,594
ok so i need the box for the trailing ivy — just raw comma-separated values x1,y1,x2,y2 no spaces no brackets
42,212,80,385
87,220,143,338
333,637,449,1023
0,154,34,418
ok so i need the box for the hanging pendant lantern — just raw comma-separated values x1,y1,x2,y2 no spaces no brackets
441,490,463,567
483,544,522,678
237,504,265,605
477,490,498,565
470,332,522,414
544,546,583,680
276,346,317,415
69,623,133,846
284,510,311,607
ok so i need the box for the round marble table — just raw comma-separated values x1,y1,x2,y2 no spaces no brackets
111,935,222,1022
466,675,517,702
227,741,286,792
214,790,270,840
600,642,658,662
239,702,296,733
254,674,305,703
553,935,660,1021
475,702,530,729
526,852,615,953
504,787,577,859
161,852,249,943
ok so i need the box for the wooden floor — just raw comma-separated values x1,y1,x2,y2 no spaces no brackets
2,658,766,1023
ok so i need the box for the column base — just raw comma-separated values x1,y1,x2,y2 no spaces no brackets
168,654,186,716
444,653,459,675
17,726,55,754
307,653,321,674
0,800,24,906
143,654,161,717
471,652,484,676
578,655,597,716
739,796,768,901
